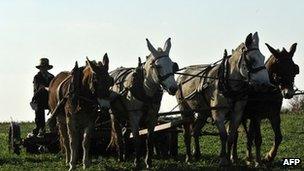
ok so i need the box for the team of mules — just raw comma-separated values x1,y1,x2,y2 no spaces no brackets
241,43,299,165
47,34,299,170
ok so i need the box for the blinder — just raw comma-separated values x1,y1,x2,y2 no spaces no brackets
152,55,177,83
173,62,179,73
294,64,300,75
109,77,114,86
241,48,266,77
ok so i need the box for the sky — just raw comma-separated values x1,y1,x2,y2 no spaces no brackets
0,0,303,122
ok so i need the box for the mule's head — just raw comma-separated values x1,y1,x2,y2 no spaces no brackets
238,32,271,91
83,53,114,100
266,43,299,99
144,38,179,95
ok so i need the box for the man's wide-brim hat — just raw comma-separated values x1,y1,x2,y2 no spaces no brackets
36,58,53,70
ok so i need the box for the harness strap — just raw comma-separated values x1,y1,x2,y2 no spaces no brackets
250,66,266,73
130,67,163,104
56,75,72,102
219,52,249,99
242,48,266,74
158,73,174,82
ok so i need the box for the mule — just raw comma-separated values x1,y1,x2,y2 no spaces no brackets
239,43,299,165
176,32,271,166
109,38,179,168
48,54,113,170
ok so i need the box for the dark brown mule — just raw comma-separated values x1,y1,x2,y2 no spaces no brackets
239,43,299,165
48,54,113,170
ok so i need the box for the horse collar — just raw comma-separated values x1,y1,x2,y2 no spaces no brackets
219,53,249,99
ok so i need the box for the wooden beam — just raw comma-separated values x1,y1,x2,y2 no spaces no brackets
129,118,190,138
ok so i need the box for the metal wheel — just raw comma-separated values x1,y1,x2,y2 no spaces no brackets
8,122,21,155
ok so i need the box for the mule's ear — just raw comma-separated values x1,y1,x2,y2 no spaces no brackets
86,56,91,67
102,53,109,71
265,43,279,57
223,49,228,58
252,32,259,47
72,61,79,73
163,38,171,53
74,61,78,69
289,43,297,57
146,38,157,55
245,33,253,47
86,56,95,72
137,57,142,68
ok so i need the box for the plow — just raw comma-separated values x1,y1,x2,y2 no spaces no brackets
7,107,225,157
7,110,189,157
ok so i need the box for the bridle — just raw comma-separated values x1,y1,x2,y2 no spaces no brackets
240,48,266,80
219,47,267,99
151,55,176,85
271,59,299,90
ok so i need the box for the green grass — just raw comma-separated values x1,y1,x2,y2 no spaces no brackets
0,113,303,170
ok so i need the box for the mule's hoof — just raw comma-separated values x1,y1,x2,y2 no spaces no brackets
219,157,230,166
118,157,125,162
245,157,254,166
145,159,152,169
68,166,76,171
133,159,140,169
254,161,261,168
145,164,152,169
193,152,202,161
230,156,238,164
246,160,252,166
263,154,274,163
185,155,192,164
83,162,91,170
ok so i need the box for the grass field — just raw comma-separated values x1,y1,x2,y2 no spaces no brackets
0,112,303,171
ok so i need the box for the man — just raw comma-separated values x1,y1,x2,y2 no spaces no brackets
30,58,54,137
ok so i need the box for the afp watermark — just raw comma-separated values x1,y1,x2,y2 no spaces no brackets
282,158,301,166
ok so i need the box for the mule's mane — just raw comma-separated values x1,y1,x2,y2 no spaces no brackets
157,48,164,52
229,43,246,64
265,55,276,70
233,43,246,55
145,53,155,65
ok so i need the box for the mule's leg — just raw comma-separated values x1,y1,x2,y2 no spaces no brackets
264,115,282,162
145,114,157,169
129,112,142,168
182,115,193,163
67,118,79,171
213,110,229,166
132,128,141,168
82,124,93,169
58,116,70,165
253,119,262,165
227,101,246,164
111,114,125,162
192,113,208,160
246,119,255,163
231,126,239,164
